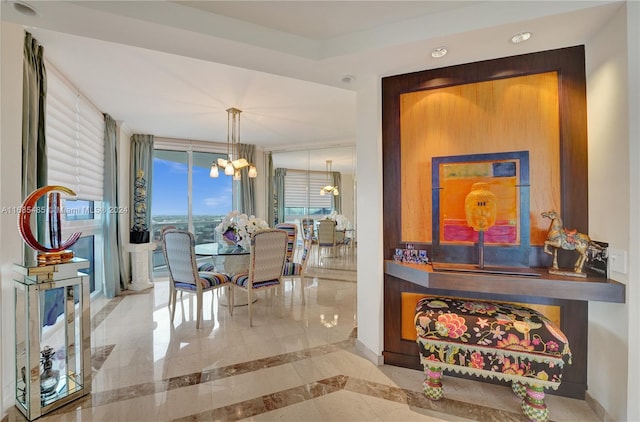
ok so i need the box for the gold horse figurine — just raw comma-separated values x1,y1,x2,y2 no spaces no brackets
541,210,595,277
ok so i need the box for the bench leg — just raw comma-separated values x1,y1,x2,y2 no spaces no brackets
422,366,444,400
521,384,549,422
511,381,527,399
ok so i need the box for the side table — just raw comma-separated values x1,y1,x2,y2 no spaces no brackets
125,242,156,291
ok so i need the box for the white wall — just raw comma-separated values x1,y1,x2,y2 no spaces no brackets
624,2,640,420
355,74,384,363
0,22,26,416
585,3,635,420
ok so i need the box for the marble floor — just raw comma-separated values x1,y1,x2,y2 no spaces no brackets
8,250,600,421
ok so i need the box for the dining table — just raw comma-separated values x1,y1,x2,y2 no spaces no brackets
194,242,254,306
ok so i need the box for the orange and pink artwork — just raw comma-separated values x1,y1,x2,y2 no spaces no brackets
439,160,519,245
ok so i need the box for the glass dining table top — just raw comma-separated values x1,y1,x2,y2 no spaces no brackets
194,242,250,278
193,242,253,305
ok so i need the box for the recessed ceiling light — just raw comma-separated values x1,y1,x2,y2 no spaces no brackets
431,47,448,58
341,75,355,84
11,1,38,16
511,32,531,44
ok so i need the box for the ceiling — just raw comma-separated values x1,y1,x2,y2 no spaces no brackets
1,1,623,171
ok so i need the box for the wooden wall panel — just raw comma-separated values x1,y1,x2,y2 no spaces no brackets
400,72,561,245
382,46,591,399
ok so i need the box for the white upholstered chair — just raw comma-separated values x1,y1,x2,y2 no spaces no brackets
275,222,298,262
161,229,231,329
229,229,288,326
316,219,337,264
282,231,312,304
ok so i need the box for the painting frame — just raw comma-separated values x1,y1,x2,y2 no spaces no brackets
431,151,531,267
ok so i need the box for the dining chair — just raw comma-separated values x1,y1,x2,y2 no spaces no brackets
275,222,298,262
282,231,312,304
316,219,338,264
229,228,288,326
162,228,231,329
301,218,317,244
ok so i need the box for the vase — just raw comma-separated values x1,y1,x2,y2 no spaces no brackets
221,229,238,247
40,346,60,397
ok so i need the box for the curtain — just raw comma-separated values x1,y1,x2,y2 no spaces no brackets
103,115,127,297
331,171,342,214
130,134,154,233
237,143,255,215
267,153,275,226
275,168,287,225
22,32,47,267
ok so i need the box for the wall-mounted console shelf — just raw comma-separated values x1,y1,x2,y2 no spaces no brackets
383,260,626,400
385,261,625,303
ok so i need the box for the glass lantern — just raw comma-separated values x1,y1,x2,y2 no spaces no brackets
14,258,91,420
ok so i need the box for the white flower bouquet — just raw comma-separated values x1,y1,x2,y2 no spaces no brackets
215,211,269,249
327,211,349,230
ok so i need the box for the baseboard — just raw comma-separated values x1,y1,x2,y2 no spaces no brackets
585,391,614,422
355,339,384,366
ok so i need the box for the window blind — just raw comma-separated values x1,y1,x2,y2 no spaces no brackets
46,66,104,201
284,170,332,209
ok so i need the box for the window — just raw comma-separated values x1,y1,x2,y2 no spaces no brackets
45,64,105,296
63,200,94,221
46,66,104,201
68,235,96,292
151,146,232,273
284,170,334,222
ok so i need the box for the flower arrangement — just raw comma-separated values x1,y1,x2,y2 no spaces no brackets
215,211,269,250
326,211,350,231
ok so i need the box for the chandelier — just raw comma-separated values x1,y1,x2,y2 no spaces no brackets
319,160,339,196
210,107,257,180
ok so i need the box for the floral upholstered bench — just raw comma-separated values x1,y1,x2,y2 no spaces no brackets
414,296,572,422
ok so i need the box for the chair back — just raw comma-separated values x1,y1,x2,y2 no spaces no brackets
301,218,315,240
275,223,297,262
162,229,198,287
299,231,313,268
317,219,337,247
248,229,288,286
161,225,177,235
